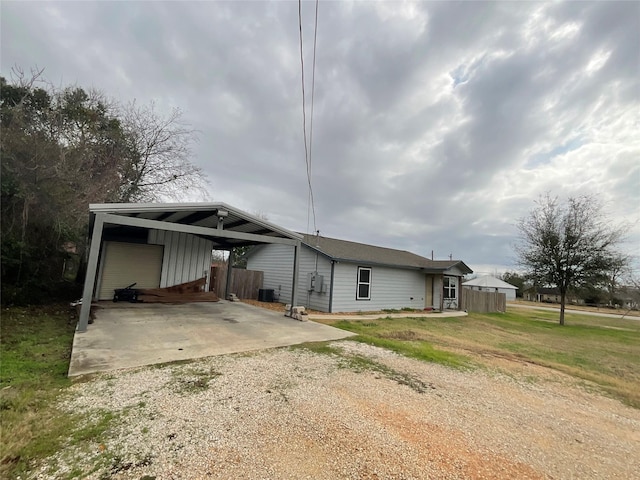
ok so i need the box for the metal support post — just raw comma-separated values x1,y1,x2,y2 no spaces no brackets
77,214,105,332
225,249,234,299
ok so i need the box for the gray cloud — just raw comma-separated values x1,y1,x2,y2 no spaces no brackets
2,0,638,273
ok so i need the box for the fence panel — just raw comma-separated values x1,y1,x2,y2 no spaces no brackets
461,289,506,313
210,265,264,300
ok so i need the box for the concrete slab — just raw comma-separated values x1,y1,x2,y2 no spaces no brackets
68,301,355,377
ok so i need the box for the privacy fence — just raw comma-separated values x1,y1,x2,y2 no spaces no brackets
210,265,264,300
461,289,506,313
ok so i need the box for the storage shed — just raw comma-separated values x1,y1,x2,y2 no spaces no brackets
462,275,518,301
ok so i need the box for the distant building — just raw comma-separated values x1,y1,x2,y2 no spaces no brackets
522,287,584,305
462,275,518,301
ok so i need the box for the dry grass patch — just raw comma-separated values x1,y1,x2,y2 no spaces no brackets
323,309,640,408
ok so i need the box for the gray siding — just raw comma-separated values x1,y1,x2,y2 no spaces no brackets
148,229,213,290
331,263,426,312
246,244,294,304
444,265,468,277
298,248,332,312
247,246,468,312
247,244,331,312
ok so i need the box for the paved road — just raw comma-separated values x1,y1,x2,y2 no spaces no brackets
508,303,639,320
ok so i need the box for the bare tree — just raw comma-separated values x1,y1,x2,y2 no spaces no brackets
613,267,640,318
605,253,632,305
232,211,270,268
515,194,628,325
1,70,210,303
118,101,208,202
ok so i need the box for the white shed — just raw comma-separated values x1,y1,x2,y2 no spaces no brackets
462,275,518,301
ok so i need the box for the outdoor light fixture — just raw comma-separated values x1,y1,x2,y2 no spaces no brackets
217,209,229,229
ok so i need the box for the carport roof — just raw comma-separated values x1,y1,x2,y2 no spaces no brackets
90,202,302,249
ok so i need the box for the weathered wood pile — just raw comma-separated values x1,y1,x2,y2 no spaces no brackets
137,277,219,303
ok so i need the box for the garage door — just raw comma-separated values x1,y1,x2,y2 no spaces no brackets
98,242,164,300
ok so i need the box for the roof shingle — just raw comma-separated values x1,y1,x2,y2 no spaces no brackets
300,234,472,274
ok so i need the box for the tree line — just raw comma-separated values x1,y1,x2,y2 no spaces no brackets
1,68,207,304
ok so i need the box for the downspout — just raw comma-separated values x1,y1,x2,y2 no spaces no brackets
291,242,300,306
309,251,319,309
328,260,335,313
310,233,320,309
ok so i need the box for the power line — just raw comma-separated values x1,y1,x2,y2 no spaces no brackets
308,0,319,234
298,0,318,235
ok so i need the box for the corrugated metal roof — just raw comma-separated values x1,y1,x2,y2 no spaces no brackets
89,203,302,249
300,233,472,273
462,275,518,289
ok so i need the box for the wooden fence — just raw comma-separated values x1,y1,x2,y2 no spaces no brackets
210,265,264,300
461,289,506,313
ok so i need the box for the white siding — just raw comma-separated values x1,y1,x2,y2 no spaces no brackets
246,244,332,312
464,285,517,301
148,229,213,290
331,263,426,313
503,288,516,301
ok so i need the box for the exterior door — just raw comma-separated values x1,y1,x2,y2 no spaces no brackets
443,276,458,309
97,242,163,300
425,275,433,309
433,275,442,310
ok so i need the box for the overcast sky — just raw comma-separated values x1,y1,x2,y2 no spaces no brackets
2,1,639,275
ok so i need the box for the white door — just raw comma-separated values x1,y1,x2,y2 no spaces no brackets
97,242,163,300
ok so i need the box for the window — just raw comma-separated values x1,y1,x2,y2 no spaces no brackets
356,267,371,300
444,276,457,299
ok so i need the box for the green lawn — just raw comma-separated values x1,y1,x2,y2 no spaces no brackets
319,308,640,408
1,305,80,478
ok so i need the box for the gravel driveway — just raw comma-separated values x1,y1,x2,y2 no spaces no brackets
36,341,640,479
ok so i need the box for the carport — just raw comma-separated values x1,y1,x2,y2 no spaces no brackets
77,203,304,332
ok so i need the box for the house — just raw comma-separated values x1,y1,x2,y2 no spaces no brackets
246,233,472,313
615,285,640,310
77,203,304,332
462,275,518,301
523,287,559,302
523,287,576,303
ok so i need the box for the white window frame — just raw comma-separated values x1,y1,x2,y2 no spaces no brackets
444,276,457,300
356,267,372,300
